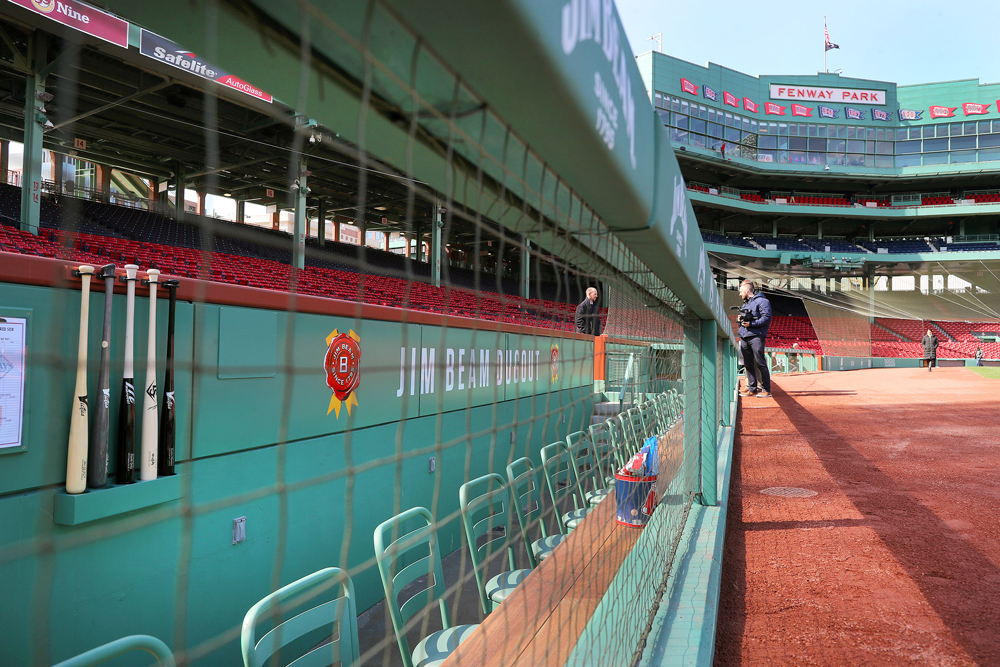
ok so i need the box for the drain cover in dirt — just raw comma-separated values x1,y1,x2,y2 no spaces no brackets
760,487,818,498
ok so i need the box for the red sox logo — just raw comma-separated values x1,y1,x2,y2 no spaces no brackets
324,329,361,417
550,343,559,383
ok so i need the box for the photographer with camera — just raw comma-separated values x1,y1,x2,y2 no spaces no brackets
735,280,773,398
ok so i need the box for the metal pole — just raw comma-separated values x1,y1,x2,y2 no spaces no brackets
292,158,307,269
432,202,442,287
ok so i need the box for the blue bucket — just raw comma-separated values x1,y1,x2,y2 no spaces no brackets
615,472,658,528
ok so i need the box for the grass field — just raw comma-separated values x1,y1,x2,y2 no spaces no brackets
968,366,1000,379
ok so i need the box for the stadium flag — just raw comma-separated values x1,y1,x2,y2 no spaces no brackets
680,77,699,95
824,18,839,51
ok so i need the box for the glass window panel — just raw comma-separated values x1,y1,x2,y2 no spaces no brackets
864,155,875,167
866,140,876,154
808,138,827,151
778,136,789,150
949,123,962,135
757,149,776,162
993,120,1000,133
923,137,948,152
789,150,808,163
808,152,824,164
690,133,707,148
818,125,827,137
778,123,788,135
951,135,976,150
707,108,716,122
758,135,778,149
808,124,818,137
896,154,922,167
951,150,976,164
680,100,689,114
691,118,707,134
789,124,800,136
847,126,858,139
910,128,923,139
838,126,848,138
896,140,921,154
770,122,779,134
789,136,808,150
847,139,866,153
658,110,671,126
699,105,709,119
828,139,846,152
707,137,723,150
751,120,758,132
923,152,948,165
923,126,937,138
725,127,741,142
875,155,894,168
709,122,723,138
675,114,689,130
827,152,846,166
979,134,1000,148
846,153,865,166
742,117,751,131
978,147,1000,162
876,129,885,141
876,141,894,155
867,128,877,140
725,112,733,126
965,122,977,134
896,129,908,140
655,92,663,108
671,97,681,112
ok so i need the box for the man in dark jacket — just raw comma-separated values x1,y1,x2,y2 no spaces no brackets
736,280,773,397
921,329,938,372
575,287,601,336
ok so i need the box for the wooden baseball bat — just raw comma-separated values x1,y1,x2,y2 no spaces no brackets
158,279,179,476
87,264,116,489
66,265,95,495
139,269,160,481
116,264,139,485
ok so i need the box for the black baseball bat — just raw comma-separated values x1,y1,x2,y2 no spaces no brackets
116,264,139,485
87,264,116,489
158,279,179,476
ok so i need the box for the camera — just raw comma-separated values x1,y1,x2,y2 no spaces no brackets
731,304,754,326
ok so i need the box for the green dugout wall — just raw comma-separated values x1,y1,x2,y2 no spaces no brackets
0,255,595,666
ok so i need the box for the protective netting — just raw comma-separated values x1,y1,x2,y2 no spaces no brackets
0,2,723,667
801,299,872,358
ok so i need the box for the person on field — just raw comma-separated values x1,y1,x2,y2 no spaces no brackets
575,286,601,336
787,342,801,373
737,280,773,398
975,347,984,367
921,329,938,372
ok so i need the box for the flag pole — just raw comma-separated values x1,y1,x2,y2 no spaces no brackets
824,16,827,72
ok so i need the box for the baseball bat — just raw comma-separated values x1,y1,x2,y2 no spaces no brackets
116,264,139,485
158,279,179,476
87,264,116,489
139,269,160,481
66,265,95,495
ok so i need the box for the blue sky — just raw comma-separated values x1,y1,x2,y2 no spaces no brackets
615,0,1000,86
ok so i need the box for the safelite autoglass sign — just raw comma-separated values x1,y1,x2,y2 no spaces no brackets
8,0,128,48
139,29,273,104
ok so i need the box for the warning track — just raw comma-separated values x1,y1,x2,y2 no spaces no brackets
715,367,1000,666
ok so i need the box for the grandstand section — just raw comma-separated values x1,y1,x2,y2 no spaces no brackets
635,51,1000,358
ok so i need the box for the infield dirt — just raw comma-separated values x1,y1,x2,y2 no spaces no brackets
715,367,1000,666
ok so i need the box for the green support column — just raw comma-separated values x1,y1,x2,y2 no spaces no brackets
700,319,718,506
432,203,442,287
521,238,530,299
721,343,731,426
20,34,48,234
236,198,244,223
292,158,307,269
317,200,326,247
172,166,184,222
415,223,424,262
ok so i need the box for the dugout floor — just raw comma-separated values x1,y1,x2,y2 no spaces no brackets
715,367,1000,666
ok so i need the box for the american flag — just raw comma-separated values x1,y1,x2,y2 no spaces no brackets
825,20,839,51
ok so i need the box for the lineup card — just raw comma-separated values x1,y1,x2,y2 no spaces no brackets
0,317,26,450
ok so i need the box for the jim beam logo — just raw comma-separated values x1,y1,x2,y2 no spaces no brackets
324,329,361,418
550,343,560,383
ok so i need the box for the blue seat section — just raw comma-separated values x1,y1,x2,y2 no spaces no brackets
752,237,813,252
858,239,933,253
936,241,1000,252
803,239,867,253
700,232,754,248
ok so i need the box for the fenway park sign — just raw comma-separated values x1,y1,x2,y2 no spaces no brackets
769,84,887,105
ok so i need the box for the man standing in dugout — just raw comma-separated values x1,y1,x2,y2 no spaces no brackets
576,287,602,336
737,280,773,398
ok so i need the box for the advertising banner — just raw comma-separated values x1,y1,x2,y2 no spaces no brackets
818,105,838,119
770,84,887,105
742,97,758,113
898,108,923,121
871,108,891,121
680,78,699,95
723,91,739,108
929,106,957,119
962,102,991,116
791,104,813,117
703,85,718,102
764,102,786,116
8,0,128,47
140,29,273,103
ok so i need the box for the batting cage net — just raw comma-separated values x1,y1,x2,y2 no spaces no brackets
0,2,736,666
